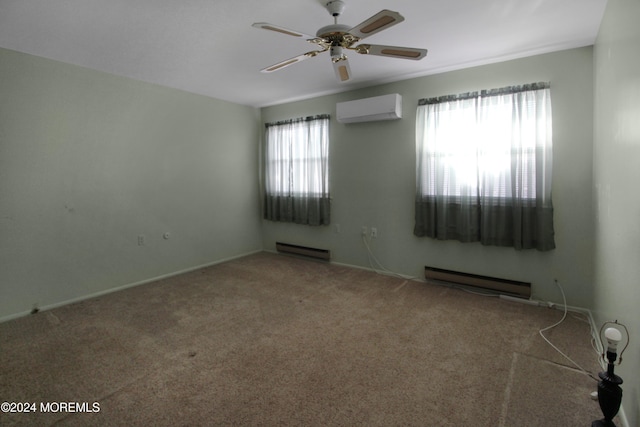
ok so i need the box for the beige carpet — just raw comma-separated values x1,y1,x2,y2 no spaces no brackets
1,252,610,426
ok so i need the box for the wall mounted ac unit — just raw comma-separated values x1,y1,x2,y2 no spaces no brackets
336,93,402,123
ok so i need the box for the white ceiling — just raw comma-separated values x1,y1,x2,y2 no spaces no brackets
0,0,607,107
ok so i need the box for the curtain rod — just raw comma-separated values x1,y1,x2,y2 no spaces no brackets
418,82,550,106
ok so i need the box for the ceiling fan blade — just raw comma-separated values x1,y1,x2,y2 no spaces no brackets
347,10,404,40
332,57,351,82
354,44,428,60
252,22,319,41
260,51,322,73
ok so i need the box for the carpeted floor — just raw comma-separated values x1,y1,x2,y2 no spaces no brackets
1,252,610,426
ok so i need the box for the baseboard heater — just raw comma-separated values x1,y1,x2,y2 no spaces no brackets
424,266,531,298
276,242,331,261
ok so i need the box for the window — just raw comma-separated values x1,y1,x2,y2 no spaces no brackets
264,115,330,225
414,83,555,250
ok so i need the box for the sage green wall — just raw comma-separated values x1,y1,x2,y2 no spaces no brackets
0,48,262,320
261,47,595,308
593,0,640,424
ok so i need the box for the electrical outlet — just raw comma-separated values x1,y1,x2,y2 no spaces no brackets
138,235,145,246
371,227,377,238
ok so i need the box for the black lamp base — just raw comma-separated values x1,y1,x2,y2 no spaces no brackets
592,358,623,427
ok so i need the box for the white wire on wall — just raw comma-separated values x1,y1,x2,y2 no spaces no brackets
538,280,599,382
361,234,416,280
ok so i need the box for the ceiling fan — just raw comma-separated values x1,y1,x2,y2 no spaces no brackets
252,0,428,82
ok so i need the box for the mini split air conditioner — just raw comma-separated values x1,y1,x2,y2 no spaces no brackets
336,93,402,123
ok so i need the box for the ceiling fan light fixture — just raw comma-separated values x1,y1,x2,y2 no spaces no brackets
330,46,347,62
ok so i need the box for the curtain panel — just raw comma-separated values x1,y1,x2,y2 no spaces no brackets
264,115,330,226
414,83,555,251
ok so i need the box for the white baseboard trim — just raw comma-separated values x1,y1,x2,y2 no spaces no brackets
0,249,263,324
618,407,630,427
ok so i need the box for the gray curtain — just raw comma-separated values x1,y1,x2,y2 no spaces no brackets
264,195,330,226
414,83,555,251
264,115,330,226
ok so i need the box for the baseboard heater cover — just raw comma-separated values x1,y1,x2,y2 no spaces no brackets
276,242,331,261
424,266,531,298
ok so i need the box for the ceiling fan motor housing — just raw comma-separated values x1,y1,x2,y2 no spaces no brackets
316,24,351,40
330,46,347,62
316,23,359,49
